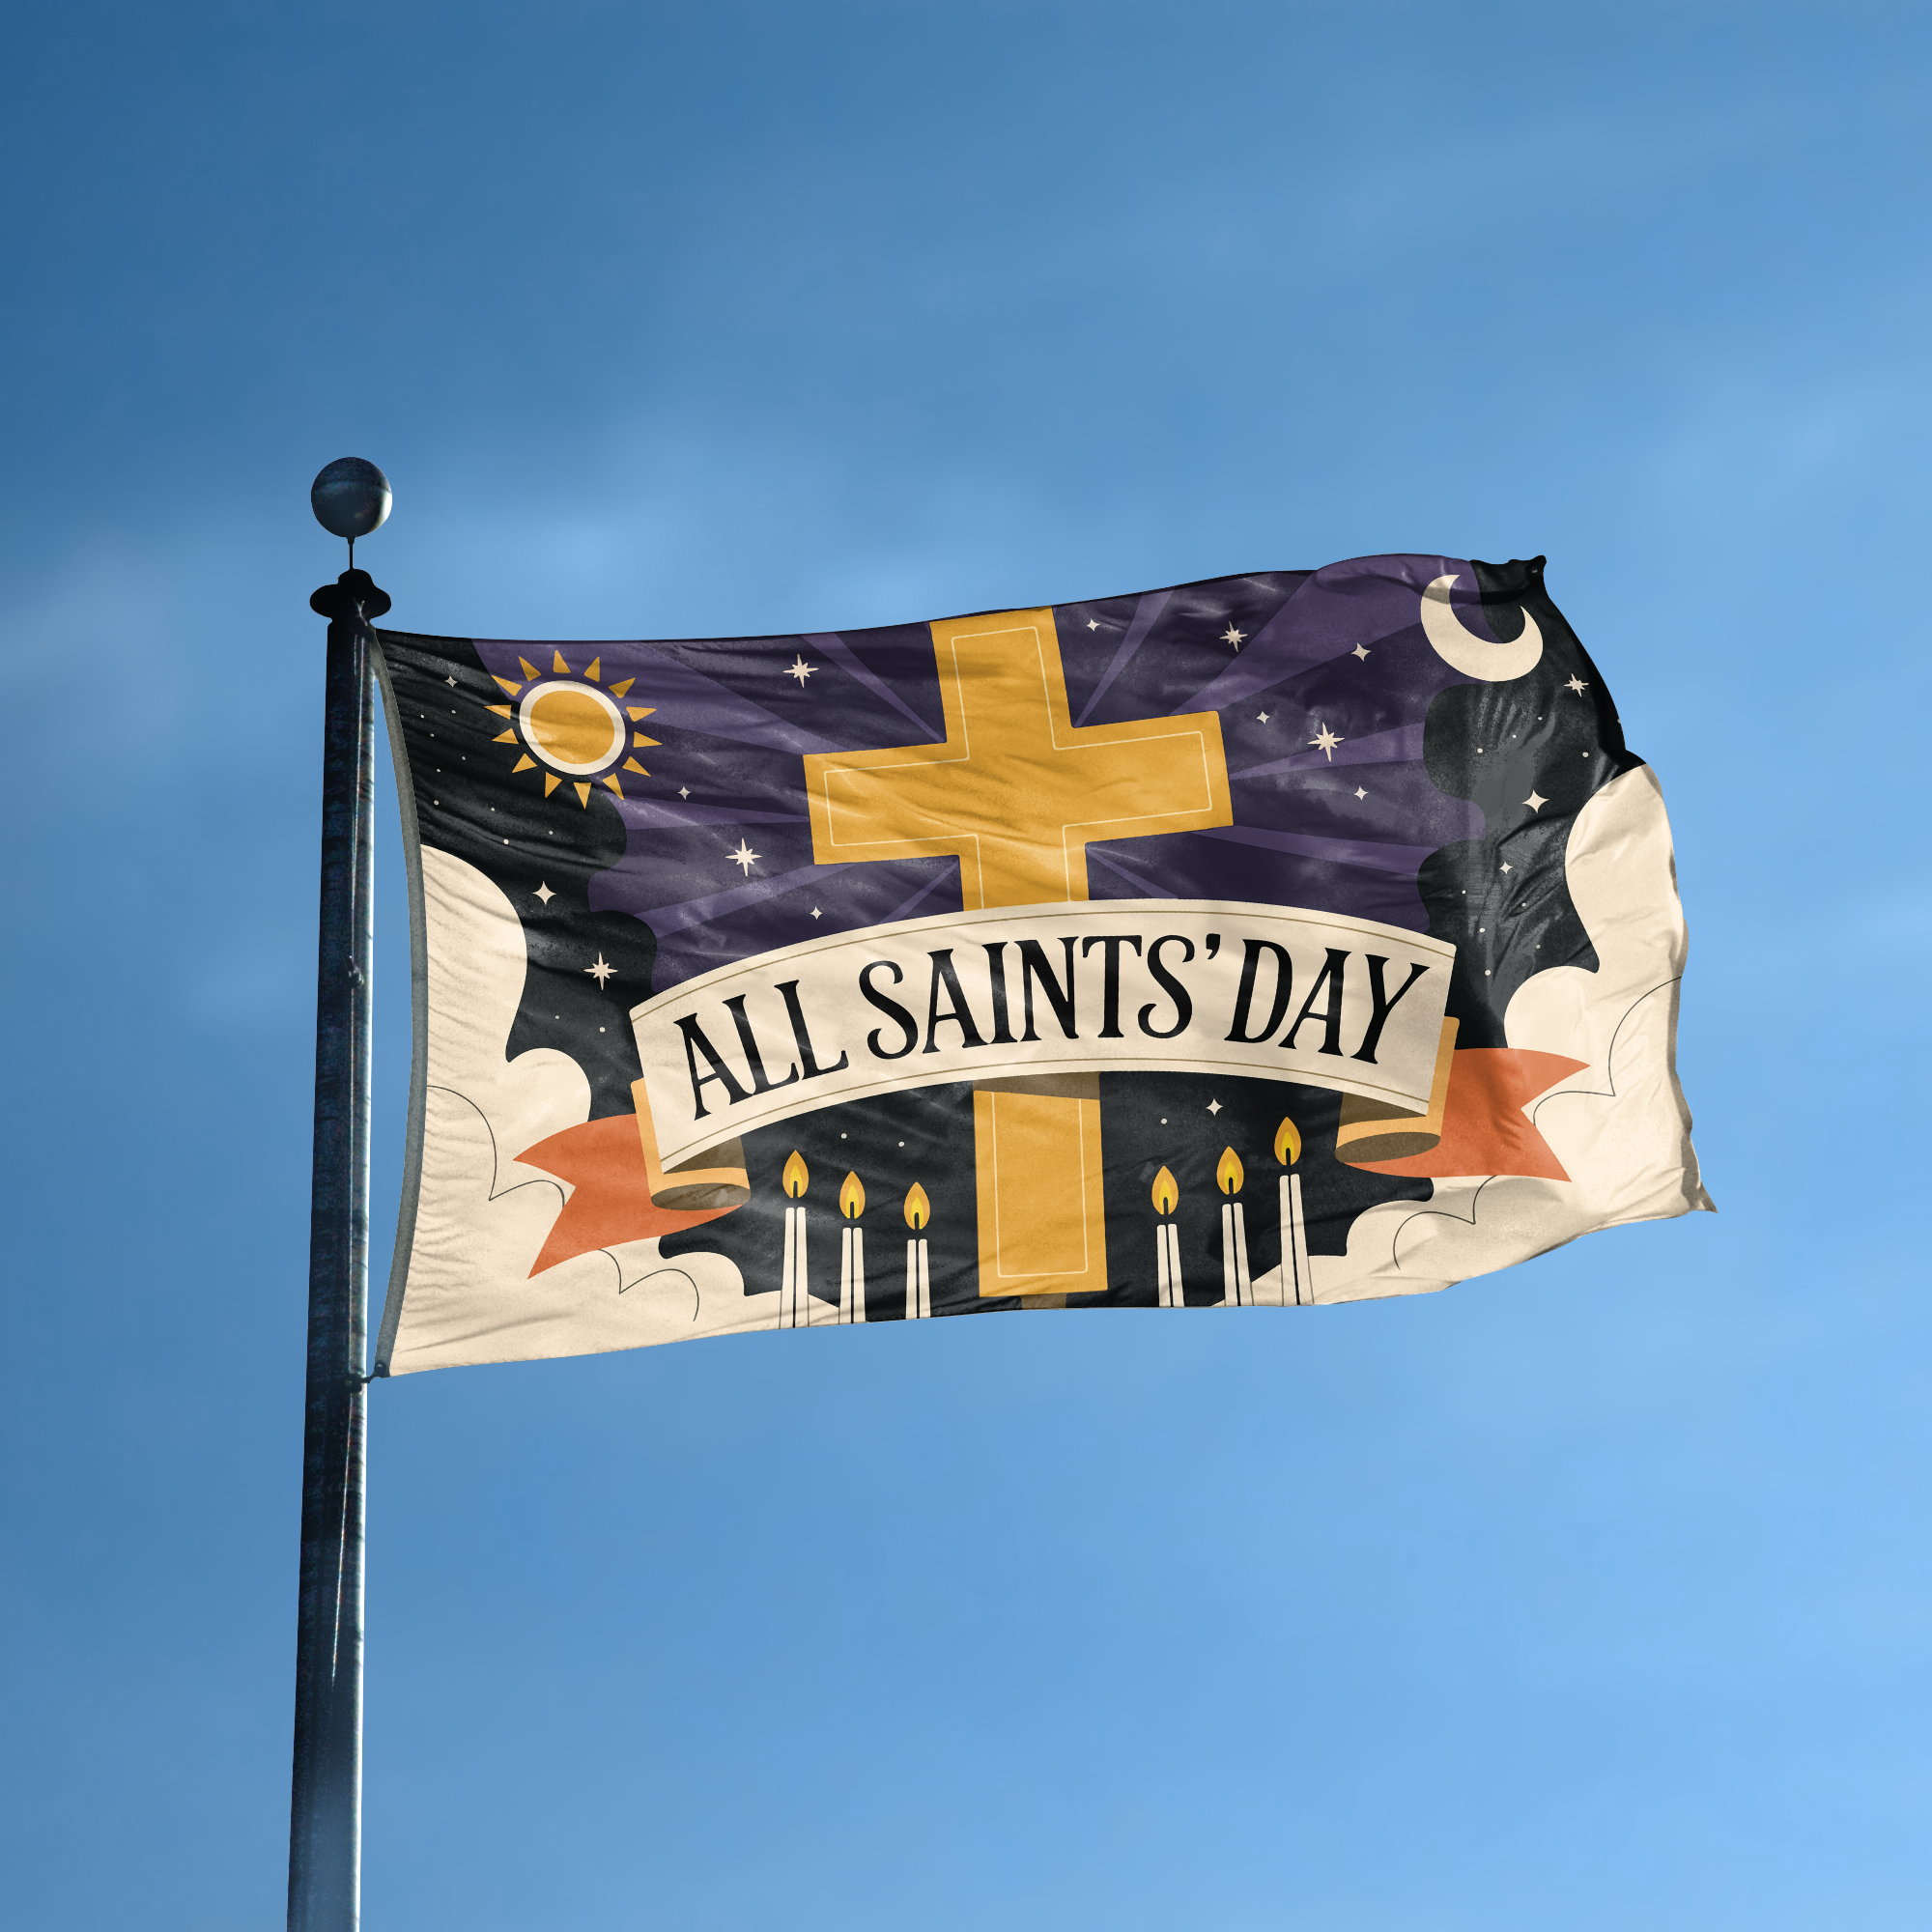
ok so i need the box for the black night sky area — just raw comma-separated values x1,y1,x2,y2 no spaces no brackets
1419,558,1643,1047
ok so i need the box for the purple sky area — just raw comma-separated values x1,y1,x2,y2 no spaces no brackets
471,554,1492,987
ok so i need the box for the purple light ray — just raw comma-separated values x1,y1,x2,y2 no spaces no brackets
1071,589,1173,727
1194,823,1440,877
1086,847,1178,898
879,861,961,926
614,797,809,831
1175,555,1467,717
595,861,850,938
1231,722,1428,781
804,633,942,742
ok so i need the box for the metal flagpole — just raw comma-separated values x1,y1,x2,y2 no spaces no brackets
291,462,392,1932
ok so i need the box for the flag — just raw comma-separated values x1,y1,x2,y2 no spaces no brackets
370,554,1710,1375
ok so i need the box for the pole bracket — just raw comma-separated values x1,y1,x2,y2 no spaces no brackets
310,569,392,625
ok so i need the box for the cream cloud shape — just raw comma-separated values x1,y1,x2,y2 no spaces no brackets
1317,763,1712,1305
382,845,761,1375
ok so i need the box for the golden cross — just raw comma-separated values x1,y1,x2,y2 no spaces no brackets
803,607,1232,1301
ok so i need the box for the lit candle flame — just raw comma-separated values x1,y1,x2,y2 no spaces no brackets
781,1149,810,1199
839,1171,866,1220
1216,1146,1244,1196
903,1181,929,1231
1151,1164,1179,1217
1273,1117,1302,1166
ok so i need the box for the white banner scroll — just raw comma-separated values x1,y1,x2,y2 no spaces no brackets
630,898,1454,1171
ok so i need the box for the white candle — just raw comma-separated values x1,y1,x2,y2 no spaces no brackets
780,1150,810,1327
1220,1201,1252,1305
838,1171,867,1323
839,1226,866,1321
780,1205,800,1325
1217,1147,1251,1306
1273,1118,1312,1306
903,1182,931,1320
1284,1173,1312,1306
903,1237,930,1318
1151,1165,1183,1308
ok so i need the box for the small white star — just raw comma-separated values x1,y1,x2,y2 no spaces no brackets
1221,625,1246,649
728,838,760,873
810,907,822,920
1308,723,1345,760
1086,617,1100,632
785,656,816,685
445,675,457,686
585,954,615,987
1565,676,1589,696
1257,711,1270,723
1351,643,1370,662
1500,863,1513,873
1207,1098,1223,1116
1353,786,1368,801
678,786,691,799
1523,790,1548,811
533,883,554,905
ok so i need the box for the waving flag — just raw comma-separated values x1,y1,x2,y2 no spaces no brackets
371,554,1709,1375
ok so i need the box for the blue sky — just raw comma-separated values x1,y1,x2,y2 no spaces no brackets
3,3,1928,1927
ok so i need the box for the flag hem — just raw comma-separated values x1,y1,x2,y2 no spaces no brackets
371,633,432,1378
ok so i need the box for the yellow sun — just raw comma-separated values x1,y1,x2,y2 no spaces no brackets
485,651,660,807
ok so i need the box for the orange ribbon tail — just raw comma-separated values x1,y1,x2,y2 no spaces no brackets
1348,1048,1586,1180
518,1115,737,1276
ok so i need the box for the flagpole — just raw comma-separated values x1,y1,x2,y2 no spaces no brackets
291,463,391,1932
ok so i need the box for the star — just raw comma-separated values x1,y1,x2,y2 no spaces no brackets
533,882,554,905
810,907,822,920
729,838,760,873
1221,625,1247,649
1351,643,1370,662
1353,786,1368,801
1500,863,1513,873
1565,676,1589,696
585,954,615,987
1086,617,1100,632
677,786,691,799
445,675,458,686
1523,790,1548,811
1257,710,1270,723
1207,1098,1223,1116
1308,723,1345,760
785,656,816,685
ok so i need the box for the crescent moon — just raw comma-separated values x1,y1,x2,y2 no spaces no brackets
1420,574,1543,681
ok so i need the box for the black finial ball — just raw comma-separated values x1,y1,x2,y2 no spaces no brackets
310,457,392,541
